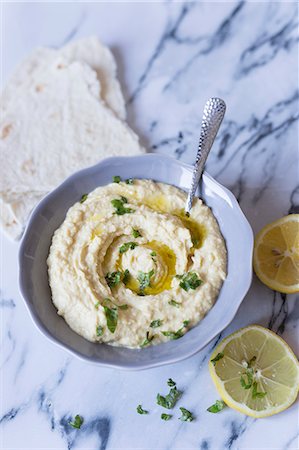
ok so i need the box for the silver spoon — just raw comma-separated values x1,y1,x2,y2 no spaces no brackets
185,97,226,216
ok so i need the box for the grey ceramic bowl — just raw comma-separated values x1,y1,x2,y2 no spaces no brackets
19,154,253,370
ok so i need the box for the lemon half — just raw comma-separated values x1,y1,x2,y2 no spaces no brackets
253,214,299,293
209,325,299,418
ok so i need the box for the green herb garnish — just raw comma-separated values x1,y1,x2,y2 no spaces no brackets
210,352,224,366
105,271,122,287
126,178,134,185
167,378,176,387
240,368,254,389
132,228,142,238
150,319,163,328
161,321,189,340
161,413,172,420
207,400,226,413
103,306,118,333
156,386,181,409
80,193,88,204
137,269,155,292
96,325,104,337
69,414,84,429
113,175,121,183
176,272,202,291
119,241,138,254
94,301,100,310
123,269,130,285
140,331,155,348
111,197,134,215
150,251,157,257
168,299,181,308
179,407,194,422
136,404,148,415
252,381,267,399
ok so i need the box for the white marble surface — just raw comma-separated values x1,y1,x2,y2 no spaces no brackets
1,2,299,449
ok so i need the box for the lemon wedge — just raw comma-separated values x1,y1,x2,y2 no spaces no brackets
253,214,299,293
209,325,299,418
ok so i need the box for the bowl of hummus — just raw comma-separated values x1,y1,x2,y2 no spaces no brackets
19,154,253,369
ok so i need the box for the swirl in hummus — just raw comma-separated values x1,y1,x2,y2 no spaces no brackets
47,179,226,348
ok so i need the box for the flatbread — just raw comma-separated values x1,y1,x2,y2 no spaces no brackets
0,55,144,239
2,36,126,120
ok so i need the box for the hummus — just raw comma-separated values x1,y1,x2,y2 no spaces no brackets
47,179,226,348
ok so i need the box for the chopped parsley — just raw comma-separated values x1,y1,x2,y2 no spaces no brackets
136,404,148,415
94,301,100,310
167,378,176,387
161,321,189,340
176,272,202,291
111,197,134,215
119,241,138,254
113,175,121,183
69,414,84,429
252,381,267,399
168,299,181,308
105,271,122,287
132,228,142,238
210,352,224,366
156,386,181,409
96,325,104,337
105,270,130,287
140,331,155,348
137,269,155,292
103,306,118,333
240,368,253,389
150,319,163,328
179,407,194,422
125,178,134,185
150,251,157,257
80,193,88,204
161,413,172,421
123,269,130,285
207,400,226,413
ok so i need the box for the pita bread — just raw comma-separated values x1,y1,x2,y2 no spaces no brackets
0,53,144,239
2,37,126,120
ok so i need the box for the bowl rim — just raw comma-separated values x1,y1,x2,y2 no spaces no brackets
19,153,254,370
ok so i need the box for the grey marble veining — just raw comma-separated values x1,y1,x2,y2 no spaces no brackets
1,2,298,449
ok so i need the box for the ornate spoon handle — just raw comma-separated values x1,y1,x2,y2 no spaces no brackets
185,97,226,215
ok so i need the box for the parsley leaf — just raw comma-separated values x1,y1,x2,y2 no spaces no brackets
167,378,176,387
207,400,226,413
252,381,267,399
105,271,122,287
240,368,254,390
126,178,134,185
168,299,181,308
69,414,84,429
150,251,157,257
111,197,134,215
119,241,138,254
113,175,121,183
96,325,104,337
161,413,172,420
150,319,163,328
161,321,189,340
123,269,130,285
137,404,148,415
103,306,118,333
132,228,142,238
210,352,224,366
176,272,202,291
140,331,155,348
179,407,194,422
156,386,181,409
80,193,88,204
137,269,155,292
